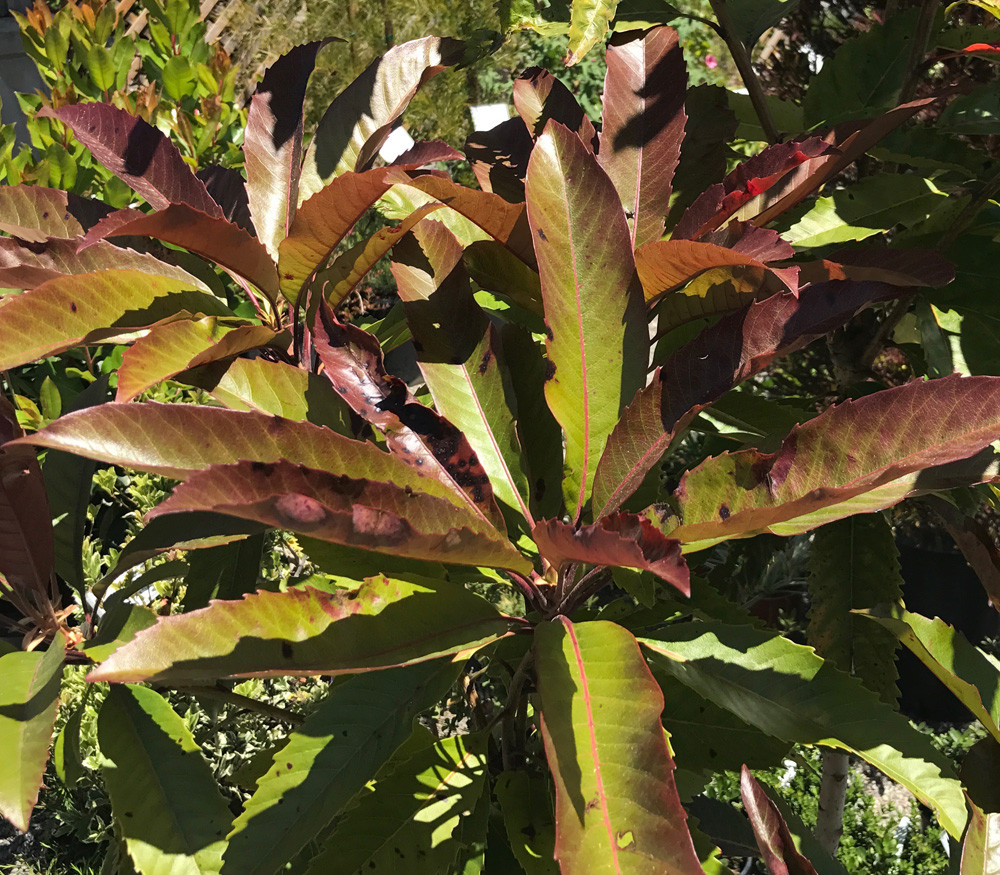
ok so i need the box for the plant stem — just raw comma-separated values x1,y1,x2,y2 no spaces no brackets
709,0,780,144
562,567,613,615
171,685,304,726
898,0,940,106
815,750,850,854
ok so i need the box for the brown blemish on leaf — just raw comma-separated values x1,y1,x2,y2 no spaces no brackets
351,504,407,543
544,359,556,381
478,348,492,375
273,492,328,529
719,505,730,521
544,324,554,341
70,302,77,313
537,228,547,241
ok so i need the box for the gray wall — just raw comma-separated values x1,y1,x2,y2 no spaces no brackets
0,0,42,142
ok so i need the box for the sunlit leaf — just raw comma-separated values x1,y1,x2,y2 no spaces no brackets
535,617,702,873
87,575,514,684
565,0,620,65
513,67,598,148
962,803,1000,874
740,766,818,875
0,185,110,241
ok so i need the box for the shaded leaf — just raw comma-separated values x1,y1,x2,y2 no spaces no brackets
16,404,479,514
196,165,254,233
98,684,230,874
463,240,543,316
591,280,905,516
526,122,648,520
299,36,462,201
727,0,802,48
147,459,531,573
393,220,532,520
0,270,230,371
640,622,967,837
795,248,954,288
534,617,702,873
53,705,84,788
859,607,1000,743
0,236,210,291
670,375,1000,548
740,766,818,875
116,319,279,403
245,40,335,260
222,661,458,875
40,104,221,216
87,575,513,684
495,770,559,874
807,514,902,705
465,117,533,202
0,634,64,832
923,494,1000,611
513,67,598,149
566,0,620,65
599,27,686,248
939,83,1000,135
532,513,689,592
312,304,506,529
82,205,280,299
302,732,488,875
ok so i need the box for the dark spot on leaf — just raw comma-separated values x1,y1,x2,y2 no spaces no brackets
719,505,730,521
250,461,267,473
286,762,293,770
478,348,492,374
404,485,413,496
536,227,547,241
544,324,553,341
124,811,133,818
70,302,78,313
544,359,556,381
522,824,536,839
534,478,545,501
42,211,49,219
281,642,293,658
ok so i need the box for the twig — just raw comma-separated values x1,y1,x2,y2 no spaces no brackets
709,0,780,144
898,0,941,106
171,685,304,726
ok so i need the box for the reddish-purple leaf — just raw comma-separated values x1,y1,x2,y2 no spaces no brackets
298,36,462,201
13,404,483,516
754,97,937,227
534,617,703,874
532,513,689,593
244,40,335,259
0,270,230,371
39,104,221,216
312,304,506,530
82,205,279,299
87,575,515,684
0,397,53,597
672,375,1000,547
116,320,281,403
591,280,905,516
149,459,530,573
465,118,534,203
0,185,111,241
795,248,954,288
0,237,209,291
703,221,795,263
526,122,648,521
395,172,536,266
599,27,686,248
673,139,830,240
513,67,599,152
388,140,462,167
740,766,819,875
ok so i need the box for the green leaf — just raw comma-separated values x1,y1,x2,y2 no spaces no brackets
0,634,64,831
147,458,531,573
939,83,1000,135
599,27,686,248
726,0,802,48
184,357,352,433
668,375,1000,550
566,0,619,64
84,604,159,663
222,661,459,875
302,732,489,874
299,36,460,201
84,44,115,91
961,803,1000,874
117,319,279,403
640,622,968,837
53,705,84,788
0,270,230,370
495,770,559,874
525,122,648,521
784,174,944,249
534,617,703,873
38,377,61,421
183,535,263,610
859,607,1000,743
162,55,196,102
87,575,513,684
807,514,902,705
803,8,920,127
98,685,231,874
393,220,532,521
